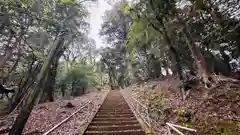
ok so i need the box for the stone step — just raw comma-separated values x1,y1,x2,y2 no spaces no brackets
98,108,131,111
97,112,133,115
84,129,145,135
93,117,136,121
99,109,130,111
87,124,142,131
90,120,139,126
100,106,129,108
95,114,135,118
83,91,145,135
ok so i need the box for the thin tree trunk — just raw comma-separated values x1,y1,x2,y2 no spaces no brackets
108,71,114,90
2,52,21,84
118,63,126,89
9,57,38,112
0,36,13,68
61,86,65,97
9,36,65,135
100,73,103,86
0,10,9,34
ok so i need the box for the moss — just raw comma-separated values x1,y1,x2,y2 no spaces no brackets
215,121,240,135
182,121,194,127
141,124,149,131
174,121,196,134
197,120,240,135
177,108,191,123
77,128,86,135
177,108,185,119
27,95,33,104
176,109,239,135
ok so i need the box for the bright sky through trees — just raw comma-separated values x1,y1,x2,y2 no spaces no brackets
89,0,112,48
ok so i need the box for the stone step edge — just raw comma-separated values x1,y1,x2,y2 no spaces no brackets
95,114,134,117
93,117,136,120
85,129,143,133
88,124,141,128
91,120,138,123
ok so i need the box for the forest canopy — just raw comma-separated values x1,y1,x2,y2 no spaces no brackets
99,0,240,89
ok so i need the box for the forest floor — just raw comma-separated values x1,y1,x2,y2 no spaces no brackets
0,77,239,135
122,76,240,135
0,90,106,135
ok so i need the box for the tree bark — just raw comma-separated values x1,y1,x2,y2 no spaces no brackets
40,46,66,103
109,71,113,89
162,27,184,80
219,47,231,76
9,36,65,135
61,85,65,97
8,57,39,113
147,0,184,81
175,13,209,81
182,25,209,81
149,22,184,81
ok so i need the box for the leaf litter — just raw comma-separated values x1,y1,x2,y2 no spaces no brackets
122,77,240,135
0,91,106,135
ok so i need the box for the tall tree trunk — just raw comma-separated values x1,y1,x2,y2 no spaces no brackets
219,47,231,76
110,67,119,89
118,74,125,89
9,36,65,135
163,30,184,80
71,82,75,96
148,0,184,80
108,70,115,90
118,63,126,89
38,71,51,103
150,22,184,81
182,25,209,81
40,46,66,103
176,14,209,81
194,1,230,79
60,85,65,97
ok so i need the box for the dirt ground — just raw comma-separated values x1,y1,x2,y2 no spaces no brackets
122,77,240,135
0,91,106,135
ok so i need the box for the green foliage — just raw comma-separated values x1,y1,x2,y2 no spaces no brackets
120,3,130,15
100,0,131,45
127,17,159,52
57,62,96,96
56,0,76,4
100,0,240,84
0,0,93,115
197,120,240,135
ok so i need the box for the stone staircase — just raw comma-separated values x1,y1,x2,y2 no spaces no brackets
84,90,145,135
